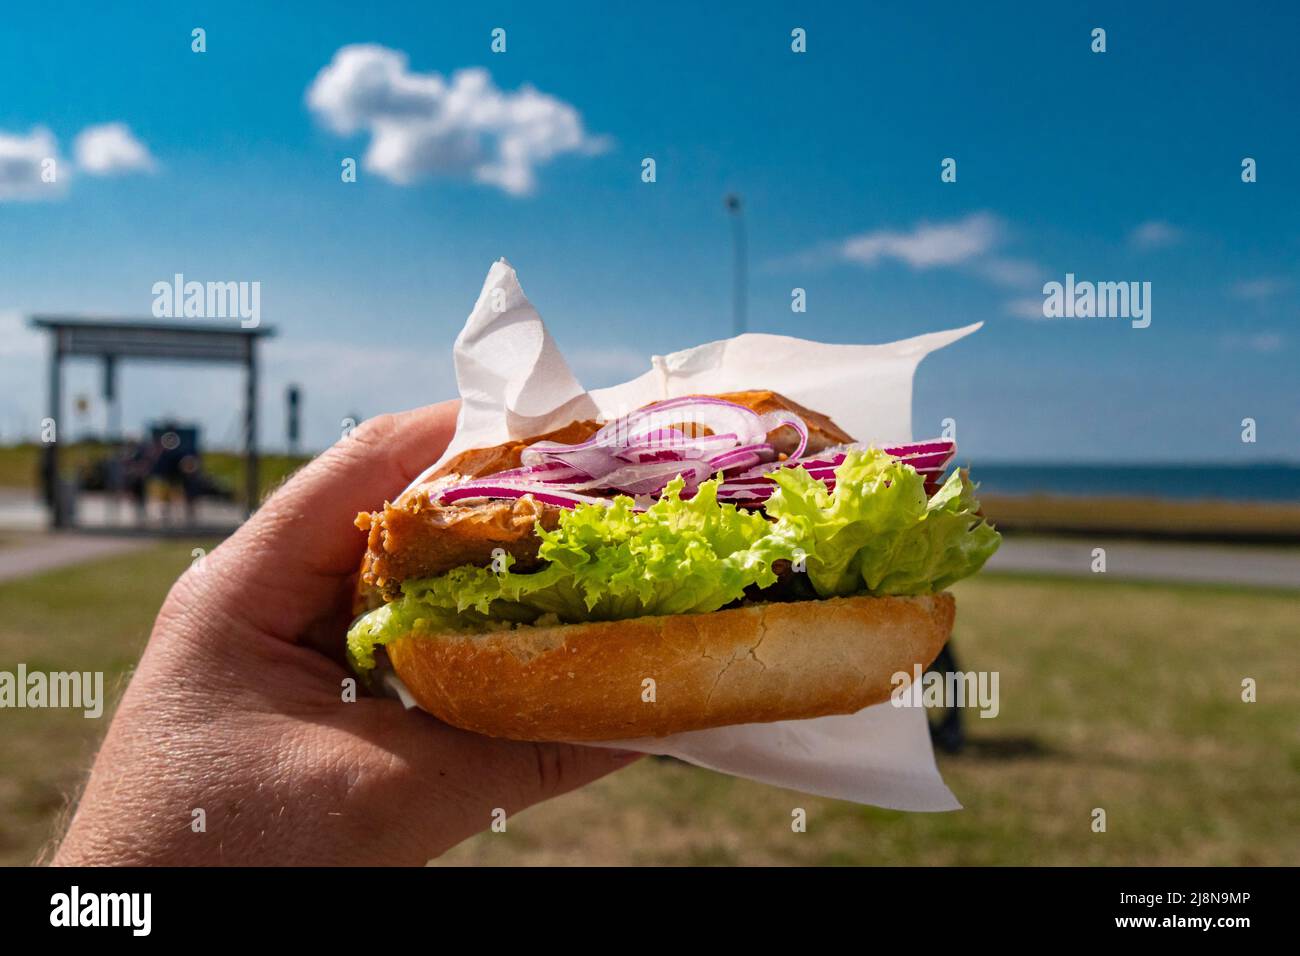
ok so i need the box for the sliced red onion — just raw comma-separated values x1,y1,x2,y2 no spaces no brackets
514,396,807,497
730,450,847,481
716,443,956,507
594,397,770,450
706,442,776,473
623,427,687,447
484,461,591,484
519,397,775,477
615,448,690,465
759,410,809,460
436,483,614,509
518,439,622,479
804,439,956,463
730,458,820,482
718,476,838,504
706,451,760,473
564,460,713,495
435,405,961,511
518,447,601,475
883,439,955,458
729,437,956,482
876,451,951,472
615,430,739,463
626,427,738,449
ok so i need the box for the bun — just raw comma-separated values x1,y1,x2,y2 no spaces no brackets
423,418,600,486
383,592,955,741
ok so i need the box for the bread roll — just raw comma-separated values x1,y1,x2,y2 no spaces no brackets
384,592,955,741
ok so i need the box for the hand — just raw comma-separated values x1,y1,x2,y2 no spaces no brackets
52,401,641,866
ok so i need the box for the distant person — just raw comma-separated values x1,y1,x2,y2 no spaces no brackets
151,423,202,526
122,437,159,524
178,453,201,524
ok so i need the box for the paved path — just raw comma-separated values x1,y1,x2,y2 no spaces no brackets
0,488,244,533
987,536,1300,590
0,533,154,584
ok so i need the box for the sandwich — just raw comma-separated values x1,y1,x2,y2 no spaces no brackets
347,391,1001,740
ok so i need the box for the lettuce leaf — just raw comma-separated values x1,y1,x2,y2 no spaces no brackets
347,450,1000,675
763,449,1001,597
347,477,800,673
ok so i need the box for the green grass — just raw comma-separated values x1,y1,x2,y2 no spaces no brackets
0,540,217,864
0,547,1295,866
0,443,42,488
982,493,1300,542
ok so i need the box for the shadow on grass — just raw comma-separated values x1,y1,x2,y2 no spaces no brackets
946,735,1053,760
942,735,1148,775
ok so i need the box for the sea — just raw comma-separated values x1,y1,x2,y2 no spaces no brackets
969,463,1300,503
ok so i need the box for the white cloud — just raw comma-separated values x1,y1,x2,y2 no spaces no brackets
1248,333,1284,352
0,127,63,201
0,310,44,359
829,212,1041,293
841,212,1001,269
1004,297,1050,320
0,311,46,442
307,45,609,196
1230,277,1290,301
974,256,1041,287
1129,220,1182,250
1222,332,1284,354
74,123,156,175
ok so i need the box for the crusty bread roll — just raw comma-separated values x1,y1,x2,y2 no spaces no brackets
384,592,955,741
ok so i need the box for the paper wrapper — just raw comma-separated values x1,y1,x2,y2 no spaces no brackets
392,259,982,810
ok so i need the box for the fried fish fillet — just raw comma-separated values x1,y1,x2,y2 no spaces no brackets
356,391,854,597
357,478,569,599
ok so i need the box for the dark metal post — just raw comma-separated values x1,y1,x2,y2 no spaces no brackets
102,353,121,521
46,331,63,528
286,384,301,456
724,193,747,335
102,354,119,440
245,338,259,517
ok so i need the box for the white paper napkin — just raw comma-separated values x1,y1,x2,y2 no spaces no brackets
396,258,983,810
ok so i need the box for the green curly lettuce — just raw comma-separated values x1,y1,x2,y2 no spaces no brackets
347,477,800,672
763,449,1002,597
347,449,1000,675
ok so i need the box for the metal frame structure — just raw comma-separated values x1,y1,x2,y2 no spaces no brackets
29,316,275,529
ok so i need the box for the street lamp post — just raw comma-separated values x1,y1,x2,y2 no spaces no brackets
724,193,747,335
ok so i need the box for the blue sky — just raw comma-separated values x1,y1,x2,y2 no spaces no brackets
1,1,1296,462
